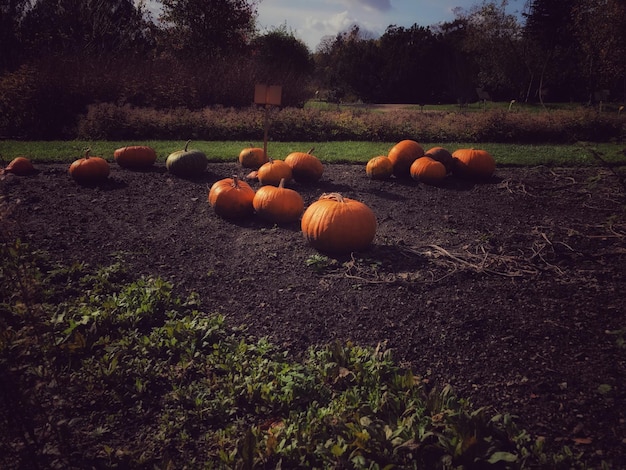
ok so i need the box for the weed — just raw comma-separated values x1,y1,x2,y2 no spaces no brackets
0,241,590,468
305,253,334,272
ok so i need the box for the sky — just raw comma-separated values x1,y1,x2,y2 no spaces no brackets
141,0,528,52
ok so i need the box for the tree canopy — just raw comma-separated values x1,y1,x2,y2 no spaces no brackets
0,0,624,139
157,0,259,58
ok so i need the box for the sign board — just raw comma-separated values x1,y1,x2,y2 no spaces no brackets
254,84,282,106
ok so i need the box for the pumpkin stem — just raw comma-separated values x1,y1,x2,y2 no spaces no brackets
232,174,240,187
308,147,315,154
84,148,91,159
184,140,192,152
278,178,286,188
319,192,344,203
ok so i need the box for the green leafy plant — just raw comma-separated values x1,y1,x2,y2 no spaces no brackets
0,240,591,469
305,253,335,272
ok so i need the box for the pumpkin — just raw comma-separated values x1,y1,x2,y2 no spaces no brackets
257,158,292,186
246,170,259,181
69,149,110,185
1,156,35,176
166,140,208,177
239,146,268,169
208,175,255,219
365,156,393,180
253,178,304,223
301,193,377,254
424,147,454,173
410,157,447,185
387,139,424,179
114,145,157,169
452,148,496,180
284,148,324,183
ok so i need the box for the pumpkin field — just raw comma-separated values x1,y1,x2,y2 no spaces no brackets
1,139,625,468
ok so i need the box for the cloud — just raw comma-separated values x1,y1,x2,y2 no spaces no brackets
305,10,355,34
344,0,392,12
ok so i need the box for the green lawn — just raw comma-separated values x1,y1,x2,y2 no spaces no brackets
1,140,624,167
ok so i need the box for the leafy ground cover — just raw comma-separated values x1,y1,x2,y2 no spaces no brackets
1,159,625,468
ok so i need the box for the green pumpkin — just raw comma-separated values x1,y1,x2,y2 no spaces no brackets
166,140,208,177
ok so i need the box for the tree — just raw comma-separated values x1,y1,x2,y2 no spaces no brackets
454,1,526,101
19,0,154,59
571,0,626,101
378,25,440,103
432,18,478,104
313,26,384,103
522,0,581,102
250,26,314,106
0,0,30,71
157,0,259,59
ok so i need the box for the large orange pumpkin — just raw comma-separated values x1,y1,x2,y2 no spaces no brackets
69,149,110,185
452,148,496,180
301,193,377,254
410,157,447,185
208,175,255,219
239,147,268,169
1,157,35,176
253,178,304,223
114,145,157,169
284,148,324,183
365,156,393,180
257,158,292,186
387,139,424,179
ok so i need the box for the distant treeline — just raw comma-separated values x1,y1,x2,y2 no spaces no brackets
0,0,624,139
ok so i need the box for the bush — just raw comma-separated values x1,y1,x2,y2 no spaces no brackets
76,103,626,143
0,64,85,139
3,55,624,142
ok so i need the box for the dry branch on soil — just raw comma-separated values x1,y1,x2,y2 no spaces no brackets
328,236,574,286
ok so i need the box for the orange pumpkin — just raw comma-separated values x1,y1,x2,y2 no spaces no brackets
1,156,35,176
253,178,304,223
239,147,268,169
208,175,255,219
452,148,496,180
424,147,454,173
284,148,323,183
410,157,447,185
387,139,424,179
365,156,393,180
114,145,157,169
257,158,292,186
301,193,377,254
69,149,110,185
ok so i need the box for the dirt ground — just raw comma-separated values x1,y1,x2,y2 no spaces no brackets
2,160,626,467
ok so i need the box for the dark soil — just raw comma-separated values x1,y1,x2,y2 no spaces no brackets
2,161,626,467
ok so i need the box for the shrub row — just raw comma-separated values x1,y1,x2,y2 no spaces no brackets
0,56,311,140
76,103,626,143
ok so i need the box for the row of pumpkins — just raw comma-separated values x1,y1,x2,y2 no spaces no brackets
1,140,495,254
367,140,496,183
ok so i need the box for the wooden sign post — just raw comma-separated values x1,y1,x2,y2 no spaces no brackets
254,84,282,159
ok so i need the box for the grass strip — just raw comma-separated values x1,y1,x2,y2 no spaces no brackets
1,140,625,167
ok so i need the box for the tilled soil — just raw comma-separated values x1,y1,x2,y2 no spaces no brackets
2,161,625,466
